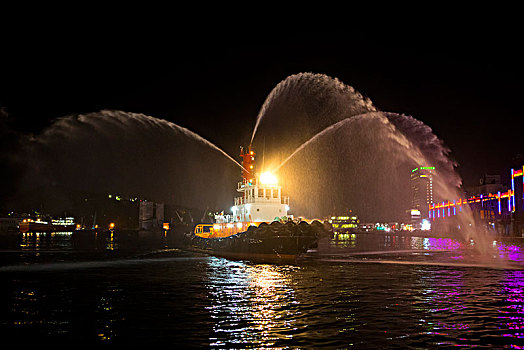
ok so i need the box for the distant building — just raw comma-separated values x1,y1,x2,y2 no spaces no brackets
139,201,164,230
429,165,524,236
467,173,505,197
411,166,435,223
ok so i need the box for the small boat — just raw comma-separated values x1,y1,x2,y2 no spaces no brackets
189,146,327,262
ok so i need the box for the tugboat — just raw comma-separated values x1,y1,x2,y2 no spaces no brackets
189,146,326,261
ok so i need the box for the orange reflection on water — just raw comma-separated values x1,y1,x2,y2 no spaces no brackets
249,265,282,291
206,258,300,348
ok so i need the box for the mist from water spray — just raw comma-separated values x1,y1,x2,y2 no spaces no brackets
14,110,247,212
57,110,246,172
274,111,462,211
273,113,374,173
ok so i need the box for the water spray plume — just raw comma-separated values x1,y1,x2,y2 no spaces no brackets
273,113,380,173
16,110,248,211
250,72,376,145
43,110,248,173
248,72,497,258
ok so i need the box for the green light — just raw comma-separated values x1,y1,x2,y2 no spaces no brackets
413,166,435,172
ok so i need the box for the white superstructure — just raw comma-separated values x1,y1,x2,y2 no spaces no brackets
231,174,290,223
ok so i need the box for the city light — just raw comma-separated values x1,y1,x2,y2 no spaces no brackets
421,219,431,231
428,164,523,227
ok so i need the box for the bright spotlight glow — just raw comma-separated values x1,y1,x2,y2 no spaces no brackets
421,219,431,231
260,172,278,185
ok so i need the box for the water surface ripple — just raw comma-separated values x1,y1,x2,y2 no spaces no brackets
1,231,524,348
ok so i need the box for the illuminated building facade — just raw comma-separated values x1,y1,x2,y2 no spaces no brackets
429,165,524,235
411,166,435,222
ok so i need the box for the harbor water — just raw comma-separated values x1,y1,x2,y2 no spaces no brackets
1,230,524,348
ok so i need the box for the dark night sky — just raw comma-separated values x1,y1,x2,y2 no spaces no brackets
1,26,523,209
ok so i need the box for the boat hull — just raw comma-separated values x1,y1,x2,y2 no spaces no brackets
19,223,75,233
189,221,327,262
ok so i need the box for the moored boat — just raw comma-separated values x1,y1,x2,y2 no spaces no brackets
189,146,327,261
19,217,76,233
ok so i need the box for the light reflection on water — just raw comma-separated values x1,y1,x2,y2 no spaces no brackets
2,232,524,347
501,271,524,343
205,258,301,348
326,233,524,268
19,232,74,251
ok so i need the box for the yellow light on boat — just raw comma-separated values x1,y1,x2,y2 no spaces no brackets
109,222,115,229
237,222,242,229
213,224,221,231
260,172,278,185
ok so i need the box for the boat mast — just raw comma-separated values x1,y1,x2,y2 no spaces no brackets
239,145,256,185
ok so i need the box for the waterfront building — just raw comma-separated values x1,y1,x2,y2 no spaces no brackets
139,201,164,231
466,174,505,197
429,165,524,236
